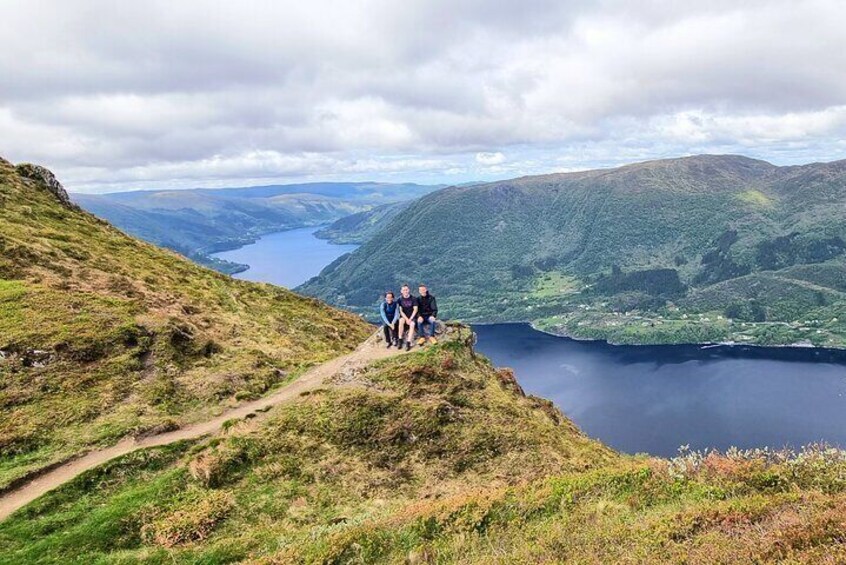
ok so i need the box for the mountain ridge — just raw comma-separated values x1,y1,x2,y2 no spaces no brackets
301,154,846,348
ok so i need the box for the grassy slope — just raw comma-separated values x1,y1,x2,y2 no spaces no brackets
300,155,846,347
3,341,846,564
0,158,371,490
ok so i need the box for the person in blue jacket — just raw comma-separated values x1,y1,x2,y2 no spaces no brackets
379,291,400,348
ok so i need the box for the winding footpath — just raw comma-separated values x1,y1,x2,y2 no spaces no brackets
0,331,405,522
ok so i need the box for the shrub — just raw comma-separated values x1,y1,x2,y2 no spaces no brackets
141,490,234,547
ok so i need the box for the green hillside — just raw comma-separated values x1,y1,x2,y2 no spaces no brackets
314,201,412,244
0,158,371,491
301,155,846,347
4,340,846,563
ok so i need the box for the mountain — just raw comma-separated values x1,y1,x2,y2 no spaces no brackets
73,182,442,273
301,155,846,347
314,200,413,244
0,158,371,491
4,157,846,562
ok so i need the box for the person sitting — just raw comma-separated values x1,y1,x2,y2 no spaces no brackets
396,284,418,351
416,284,439,346
379,291,400,348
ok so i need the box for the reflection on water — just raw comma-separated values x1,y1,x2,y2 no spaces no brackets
474,323,846,457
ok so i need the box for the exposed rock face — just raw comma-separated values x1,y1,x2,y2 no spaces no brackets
15,163,75,209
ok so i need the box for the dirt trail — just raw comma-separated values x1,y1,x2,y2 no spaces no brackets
0,331,406,522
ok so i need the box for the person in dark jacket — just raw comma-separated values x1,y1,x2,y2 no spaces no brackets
416,284,439,345
379,291,400,348
397,284,418,351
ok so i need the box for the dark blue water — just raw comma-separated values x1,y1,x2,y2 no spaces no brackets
474,323,846,457
211,226,358,288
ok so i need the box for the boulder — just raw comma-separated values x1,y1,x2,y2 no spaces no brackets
15,163,75,208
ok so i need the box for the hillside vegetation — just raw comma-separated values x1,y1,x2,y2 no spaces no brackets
301,155,846,347
4,340,846,563
314,201,412,244
0,158,371,491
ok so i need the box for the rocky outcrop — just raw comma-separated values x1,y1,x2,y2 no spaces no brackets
15,163,76,209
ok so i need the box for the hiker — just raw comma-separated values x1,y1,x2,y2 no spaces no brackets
379,291,400,348
396,284,418,351
416,284,439,346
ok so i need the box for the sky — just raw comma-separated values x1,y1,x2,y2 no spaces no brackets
1,0,845,193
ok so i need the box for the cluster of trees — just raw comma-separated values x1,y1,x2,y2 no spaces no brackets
756,233,846,270
596,266,687,297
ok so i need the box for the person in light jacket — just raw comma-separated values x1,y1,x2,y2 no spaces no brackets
379,291,400,348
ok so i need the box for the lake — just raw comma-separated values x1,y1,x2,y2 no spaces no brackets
213,228,846,458
211,226,358,288
474,323,846,457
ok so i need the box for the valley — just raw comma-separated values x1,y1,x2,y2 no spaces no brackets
3,157,846,563
301,155,846,349
5,3,846,561
73,182,440,274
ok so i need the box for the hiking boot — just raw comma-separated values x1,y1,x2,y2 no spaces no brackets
417,337,426,346
405,341,411,351
428,336,438,345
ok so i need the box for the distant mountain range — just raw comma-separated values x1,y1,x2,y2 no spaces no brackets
301,155,846,348
73,182,442,272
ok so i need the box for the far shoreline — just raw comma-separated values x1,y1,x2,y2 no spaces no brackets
468,321,846,361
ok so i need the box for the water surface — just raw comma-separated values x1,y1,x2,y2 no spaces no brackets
474,323,846,457
211,226,358,288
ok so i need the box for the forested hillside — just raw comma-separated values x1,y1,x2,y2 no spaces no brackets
302,155,846,347
314,201,412,244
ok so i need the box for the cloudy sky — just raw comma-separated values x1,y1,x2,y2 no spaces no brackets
2,0,845,193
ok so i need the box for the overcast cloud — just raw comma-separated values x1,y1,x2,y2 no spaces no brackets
1,0,845,192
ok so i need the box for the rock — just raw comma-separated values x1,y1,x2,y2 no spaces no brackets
527,395,564,425
21,349,54,368
496,368,526,397
436,402,459,423
15,163,75,209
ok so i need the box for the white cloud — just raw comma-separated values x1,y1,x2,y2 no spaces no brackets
475,152,506,166
0,0,844,192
